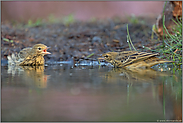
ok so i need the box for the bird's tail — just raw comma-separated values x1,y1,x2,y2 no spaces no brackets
144,57,175,67
7,53,18,65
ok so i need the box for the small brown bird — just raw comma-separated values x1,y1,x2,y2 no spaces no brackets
8,44,51,66
99,51,174,68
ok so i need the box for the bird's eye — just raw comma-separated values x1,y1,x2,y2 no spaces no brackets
105,55,108,58
38,47,41,50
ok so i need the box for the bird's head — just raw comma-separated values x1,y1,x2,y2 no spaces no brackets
32,44,51,55
102,53,113,63
98,52,118,63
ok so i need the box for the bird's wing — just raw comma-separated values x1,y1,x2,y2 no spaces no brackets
115,51,159,67
17,48,32,61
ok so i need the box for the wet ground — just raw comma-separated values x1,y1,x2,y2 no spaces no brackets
1,17,182,122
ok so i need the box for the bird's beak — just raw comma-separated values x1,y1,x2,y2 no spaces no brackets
42,47,51,54
98,54,105,60
98,57,105,60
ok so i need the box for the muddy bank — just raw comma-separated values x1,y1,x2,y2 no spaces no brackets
1,17,161,64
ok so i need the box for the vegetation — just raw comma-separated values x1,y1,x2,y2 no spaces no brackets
144,1,182,66
2,38,14,43
127,15,145,24
27,18,43,27
126,24,137,51
146,17,182,66
9,14,76,28
127,16,182,67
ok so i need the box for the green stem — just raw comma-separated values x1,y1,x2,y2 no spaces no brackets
126,24,137,51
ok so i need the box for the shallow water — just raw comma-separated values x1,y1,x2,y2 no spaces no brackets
1,62,182,122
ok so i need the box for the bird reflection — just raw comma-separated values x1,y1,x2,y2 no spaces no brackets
103,67,171,83
8,65,50,88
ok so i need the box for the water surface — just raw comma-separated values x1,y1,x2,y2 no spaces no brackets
1,63,182,122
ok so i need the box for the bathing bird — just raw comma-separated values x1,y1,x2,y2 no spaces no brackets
8,44,51,66
99,51,174,68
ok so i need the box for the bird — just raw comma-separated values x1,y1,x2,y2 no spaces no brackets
99,51,174,68
7,44,51,66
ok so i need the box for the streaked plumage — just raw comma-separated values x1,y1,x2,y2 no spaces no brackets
8,44,51,66
99,51,174,68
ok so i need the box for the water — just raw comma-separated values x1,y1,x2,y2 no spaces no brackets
1,62,182,122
